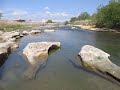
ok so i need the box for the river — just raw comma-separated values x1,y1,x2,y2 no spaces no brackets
0,27,120,90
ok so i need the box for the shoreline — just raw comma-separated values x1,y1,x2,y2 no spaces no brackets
73,25,120,33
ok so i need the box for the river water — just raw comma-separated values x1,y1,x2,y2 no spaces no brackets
0,27,120,90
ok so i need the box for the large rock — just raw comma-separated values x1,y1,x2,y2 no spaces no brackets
0,41,18,51
3,31,20,38
2,31,20,41
0,41,18,66
0,31,20,67
22,42,61,79
78,45,120,82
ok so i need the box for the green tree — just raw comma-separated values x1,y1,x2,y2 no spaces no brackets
109,0,120,3
64,21,69,25
46,20,53,23
78,12,90,20
96,1,120,29
70,17,78,23
90,13,97,25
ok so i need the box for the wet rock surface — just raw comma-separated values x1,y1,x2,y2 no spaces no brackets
78,45,120,82
22,42,61,80
0,31,20,66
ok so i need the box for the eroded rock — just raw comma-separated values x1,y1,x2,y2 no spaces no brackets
78,45,120,82
22,42,61,80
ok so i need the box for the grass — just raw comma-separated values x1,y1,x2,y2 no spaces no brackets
0,20,45,31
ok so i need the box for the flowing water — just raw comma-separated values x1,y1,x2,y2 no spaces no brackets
0,27,120,90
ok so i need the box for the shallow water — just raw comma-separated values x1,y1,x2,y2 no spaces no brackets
0,27,120,90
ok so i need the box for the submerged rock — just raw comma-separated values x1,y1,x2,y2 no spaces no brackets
22,42,61,80
78,45,120,82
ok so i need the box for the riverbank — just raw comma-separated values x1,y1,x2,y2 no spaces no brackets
0,25,58,67
0,20,46,31
73,25,119,33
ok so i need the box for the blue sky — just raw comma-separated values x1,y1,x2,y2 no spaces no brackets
0,0,110,22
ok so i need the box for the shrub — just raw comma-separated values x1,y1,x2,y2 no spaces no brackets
95,1,120,29
46,20,53,23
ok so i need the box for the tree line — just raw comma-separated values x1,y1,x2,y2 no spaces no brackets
66,0,120,30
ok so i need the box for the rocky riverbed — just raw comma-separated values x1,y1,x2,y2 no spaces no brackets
0,30,42,67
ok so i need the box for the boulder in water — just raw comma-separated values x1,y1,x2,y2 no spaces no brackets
78,45,120,82
22,42,61,79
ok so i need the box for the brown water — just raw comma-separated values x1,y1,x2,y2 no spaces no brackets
0,27,120,90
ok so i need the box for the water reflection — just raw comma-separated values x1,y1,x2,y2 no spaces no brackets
94,31,120,65
69,58,120,86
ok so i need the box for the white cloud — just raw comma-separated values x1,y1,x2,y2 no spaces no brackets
45,11,69,17
44,7,49,10
41,19,46,22
61,12,68,16
12,10,28,16
0,10,3,13
2,8,73,22
45,11,51,14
